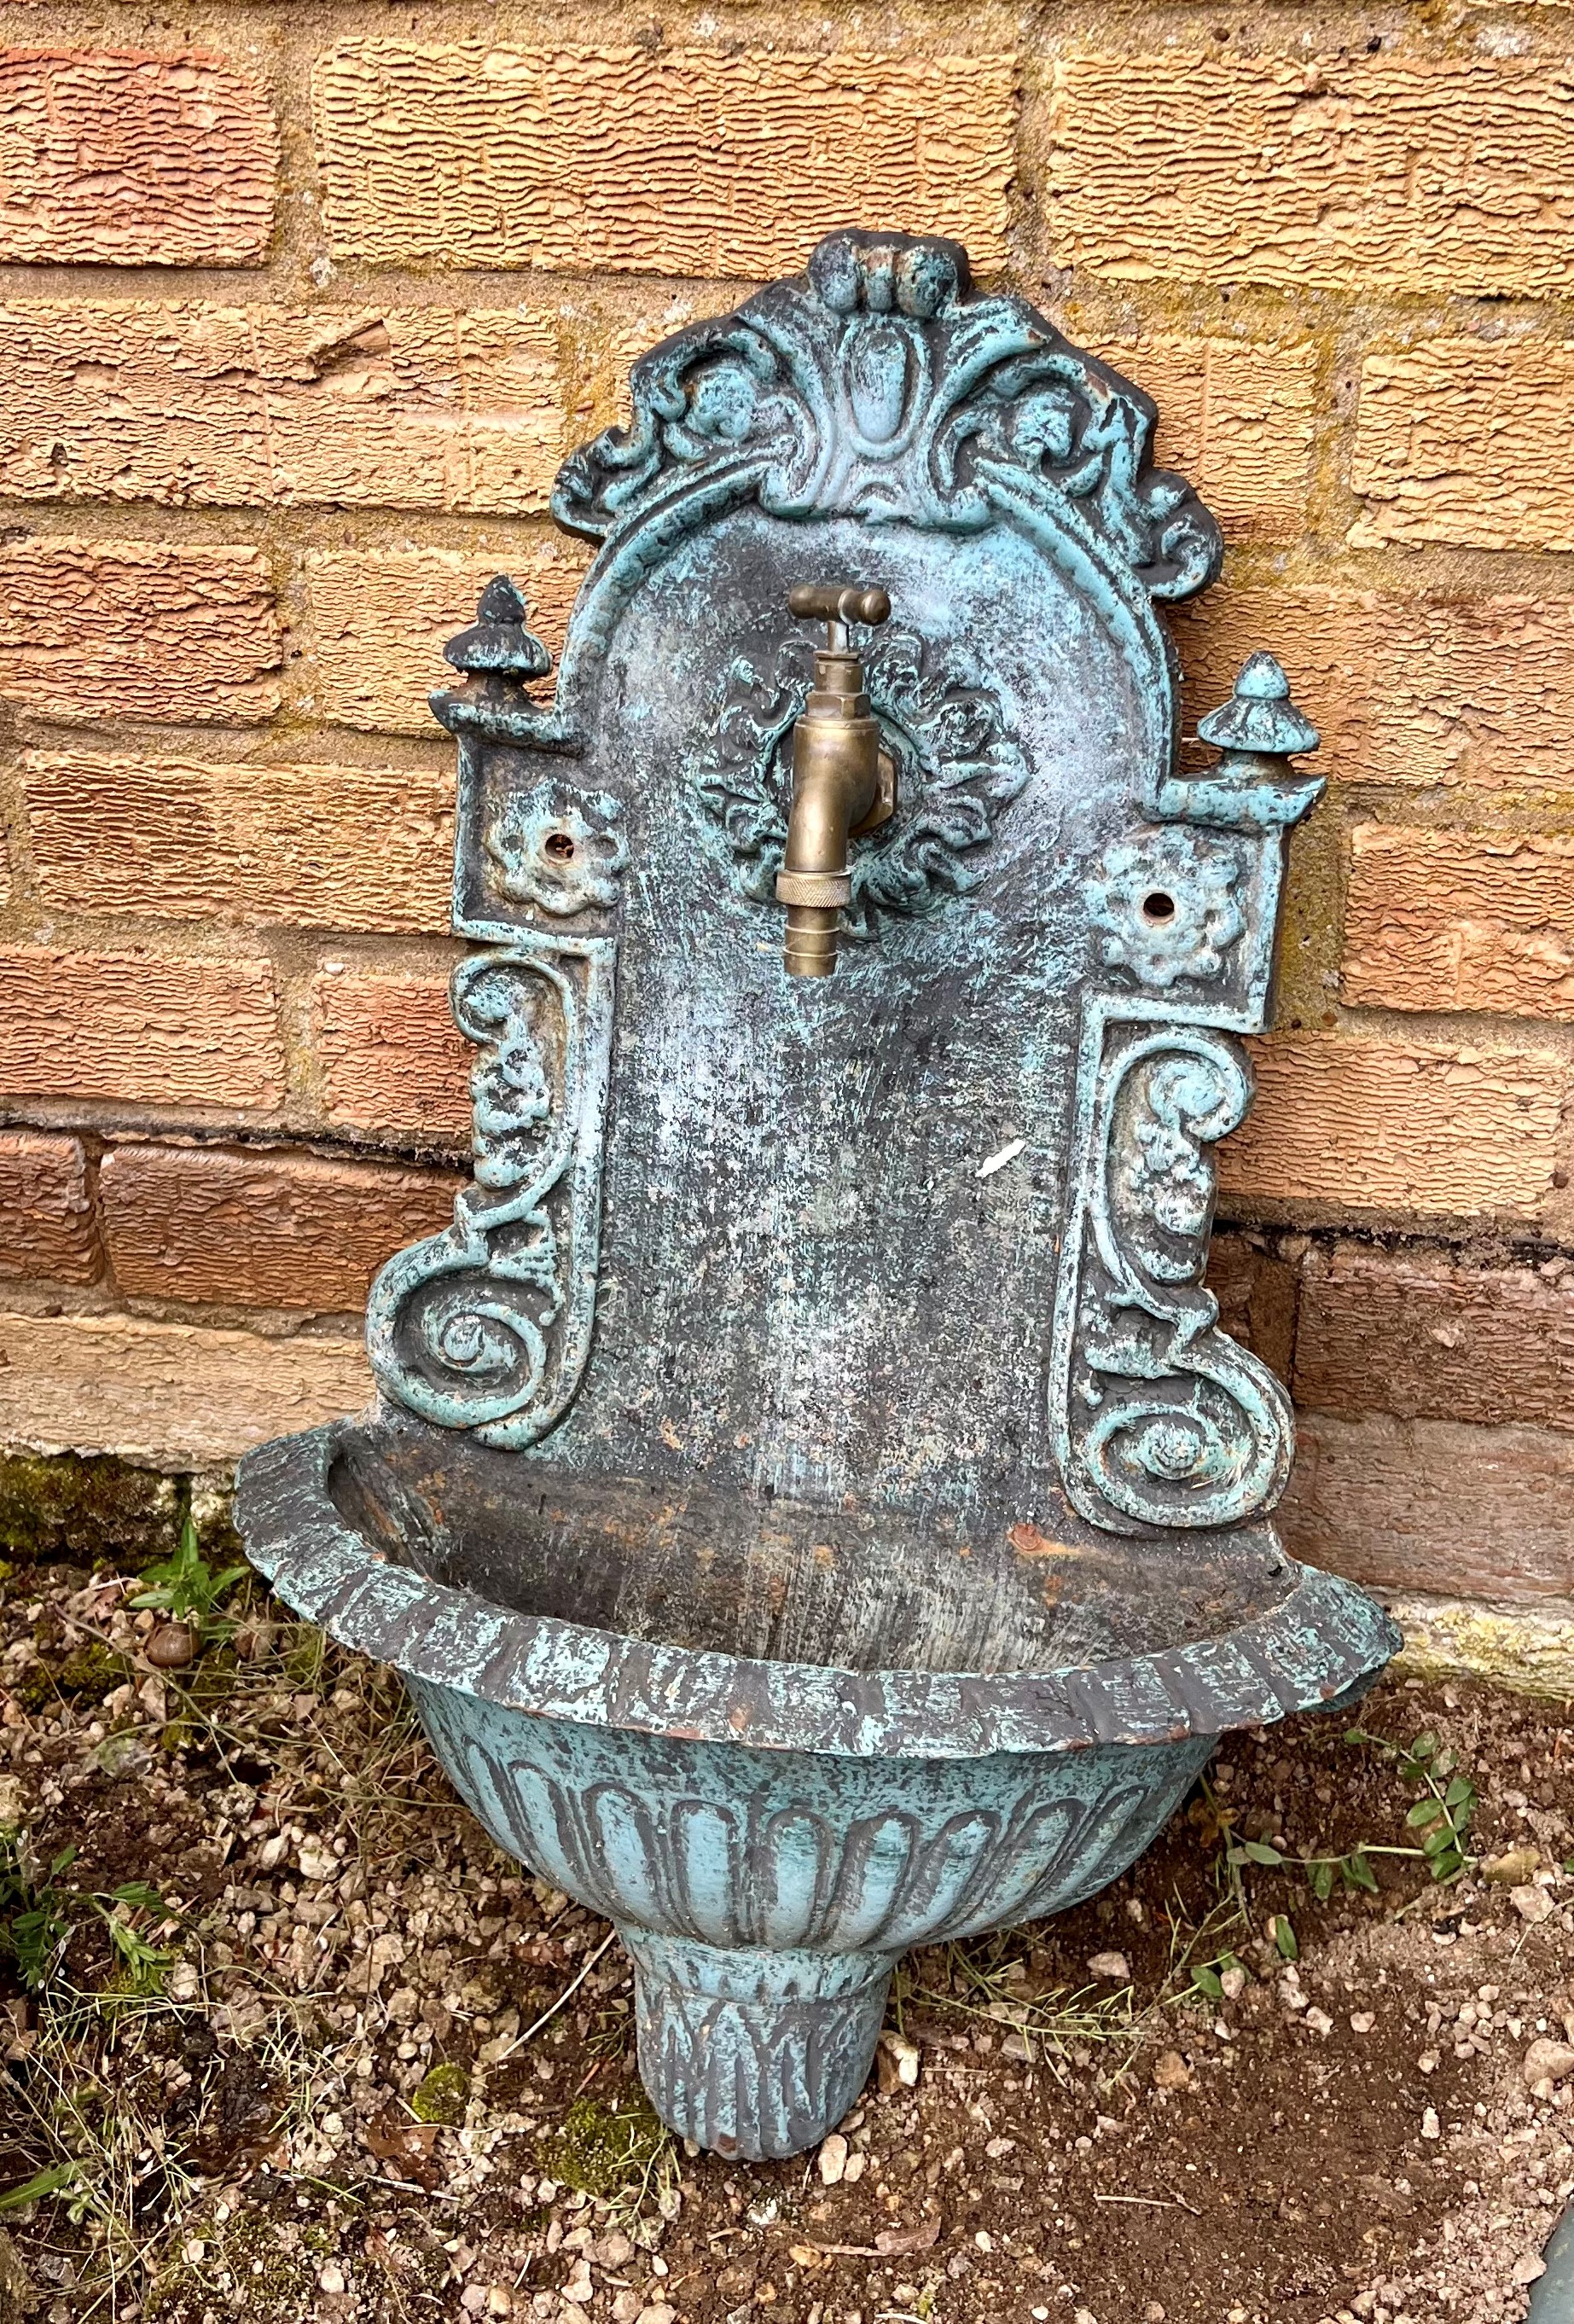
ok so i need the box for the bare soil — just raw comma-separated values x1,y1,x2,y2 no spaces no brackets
2,1535,1572,2324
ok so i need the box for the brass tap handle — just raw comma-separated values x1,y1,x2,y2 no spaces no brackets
787,583,891,636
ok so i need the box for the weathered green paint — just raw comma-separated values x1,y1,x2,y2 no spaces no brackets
235,230,1397,2164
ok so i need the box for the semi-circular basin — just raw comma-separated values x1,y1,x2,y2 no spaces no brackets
237,1416,1398,2160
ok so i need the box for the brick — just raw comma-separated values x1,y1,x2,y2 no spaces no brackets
1044,55,1574,298
1202,1229,1297,1383
313,41,1014,275
0,47,276,265
0,946,283,1111
304,543,587,734
1280,1412,1574,1602
1344,825,1574,1021
0,1308,368,1468
1101,337,1316,538
1217,1034,1566,1217
0,1132,98,1284
1350,341,1574,554
101,1144,460,1313
0,538,280,726
0,304,564,516
23,750,451,936
1172,584,1574,792
310,967,469,1141
1294,1242,1574,1435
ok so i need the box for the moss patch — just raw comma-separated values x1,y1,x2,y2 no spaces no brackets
409,2060,469,2124
545,2089,669,2199
0,1452,179,1572
14,1641,129,1714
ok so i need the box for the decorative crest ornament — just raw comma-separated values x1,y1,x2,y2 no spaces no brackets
554,231,1223,602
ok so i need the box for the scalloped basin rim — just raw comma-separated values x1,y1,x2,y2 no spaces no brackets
235,1421,1400,1763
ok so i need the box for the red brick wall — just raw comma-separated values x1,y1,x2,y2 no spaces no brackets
0,8,1568,1621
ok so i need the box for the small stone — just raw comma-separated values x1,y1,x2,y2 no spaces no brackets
590,2234,635,2269
1418,2050,1439,2075
1420,2107,1441,2139
817,2133,848,2186
298,1838,335,1883
1144,2309,1165,2323
1513,2253,1548,2286
843,2150,867,2182
462,2290,490,2315
984,2136,1016,2158
1304,2007,1334,2037
1152,2049,1191,2091
1512,1884,1554,1924
1087,1950,1130,1982
876,2030,920,2094
1484,1849,1540,1885
1219,1965,1248,2002
612,2298,642,2323
636,2309,676,2324
1524,2037,1574,2088
318,2265,347,2294
1350,2012,1376,2034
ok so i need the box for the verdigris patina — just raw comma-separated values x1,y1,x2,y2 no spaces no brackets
236,229,1397,2163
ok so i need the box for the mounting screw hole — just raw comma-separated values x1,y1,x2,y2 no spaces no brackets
544,832,577,861
1141,890,1176,923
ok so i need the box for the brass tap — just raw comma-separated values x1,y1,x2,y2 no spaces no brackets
776,584,897,977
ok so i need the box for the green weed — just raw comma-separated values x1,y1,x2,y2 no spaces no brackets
129,1516,248,1642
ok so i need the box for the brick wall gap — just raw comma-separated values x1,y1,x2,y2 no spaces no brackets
0,1105,470,1172
0,1269,364,1345
1327,1001,1574,1064
1335,786,1574,838
11,723,457,775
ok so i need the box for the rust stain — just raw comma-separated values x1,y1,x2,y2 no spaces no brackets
1008,1521,1084,1560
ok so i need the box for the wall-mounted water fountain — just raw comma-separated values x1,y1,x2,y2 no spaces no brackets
236,230,1397,2162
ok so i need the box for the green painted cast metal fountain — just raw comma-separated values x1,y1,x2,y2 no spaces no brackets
235,230,1398,2162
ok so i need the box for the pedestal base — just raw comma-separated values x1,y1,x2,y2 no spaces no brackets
621,1928,900,2160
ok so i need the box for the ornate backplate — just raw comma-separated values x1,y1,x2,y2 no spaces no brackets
366,231,1322,1546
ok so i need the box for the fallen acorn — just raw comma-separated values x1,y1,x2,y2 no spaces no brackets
145,1621,199,1670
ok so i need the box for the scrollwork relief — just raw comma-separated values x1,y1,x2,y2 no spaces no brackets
1051,1025,1295,1535
695,623,1029,927
366,937,614,1450
554,230,1222,603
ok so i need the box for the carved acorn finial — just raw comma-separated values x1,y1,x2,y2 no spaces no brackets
1197,652,1319,759
444,575,553,678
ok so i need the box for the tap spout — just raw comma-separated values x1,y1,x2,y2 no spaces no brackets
777,585,895,978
